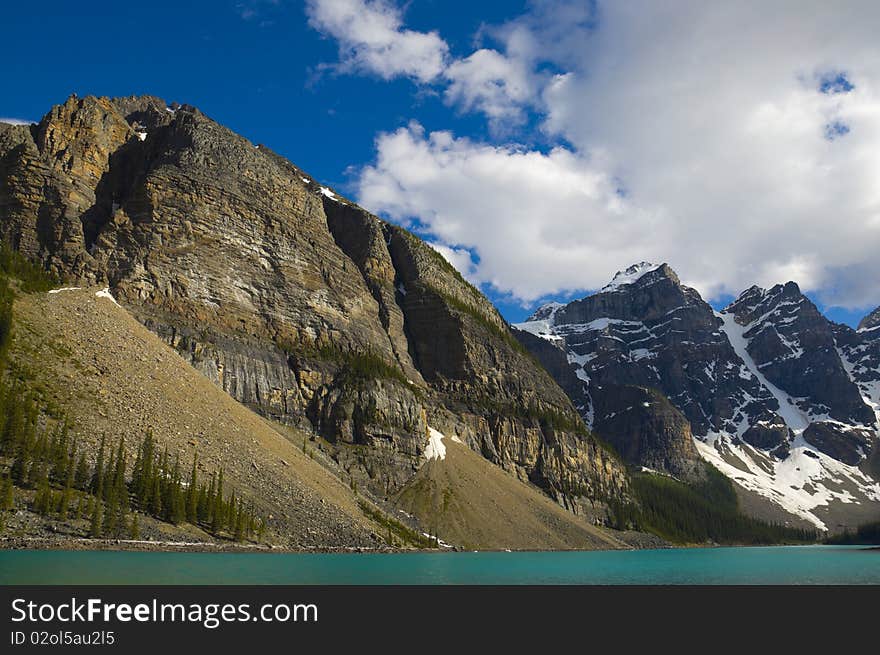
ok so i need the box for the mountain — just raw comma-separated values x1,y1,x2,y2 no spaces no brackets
514,263,880,530
0,94,627,542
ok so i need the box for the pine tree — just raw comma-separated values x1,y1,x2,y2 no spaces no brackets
186,455,198,523
104,487,118,536
91,435,106,496
10,439,29,485
50,424,69,483
58,456,75,520
1,390,20,455
211,469,224,534
234,503,246,541
136,431,155,509
89,499,103,538
227,490,237,532
34,470,51,516
1,475,13,512
150,471,162,518
26,455,42,489
131,438,143,496
205,472,216,526
112,438,127,511
169,454,184,525
74,453,89,491
129,512,140,540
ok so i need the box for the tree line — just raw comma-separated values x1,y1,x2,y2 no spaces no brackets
0,244,268,542
0,382,267,542
825,520,880,545
605,466,819,545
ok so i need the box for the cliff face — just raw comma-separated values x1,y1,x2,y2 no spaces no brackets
725,282,874,427
0,94,626,512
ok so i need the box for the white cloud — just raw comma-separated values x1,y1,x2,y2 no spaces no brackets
0,117,34,126
358,122,652,301
306,0,535,125
305,0,448,83
354,1,880,310
444,48,536,127
429,242,478,282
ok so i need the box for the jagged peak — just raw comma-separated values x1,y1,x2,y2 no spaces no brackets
725,281,806,315
600,261,676,293
526,301,564,322
857,305,880,332
723,284,765,315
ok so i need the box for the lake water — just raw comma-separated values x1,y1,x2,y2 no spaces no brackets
1,545,878,585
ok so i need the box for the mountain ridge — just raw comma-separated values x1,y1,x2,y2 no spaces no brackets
514,261,880,529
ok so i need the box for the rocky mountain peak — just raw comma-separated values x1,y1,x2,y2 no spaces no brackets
516,263,880,528
525,301,564,323
723,278,873,426
724,281,804,325
600,261,676,293
858,305,880,333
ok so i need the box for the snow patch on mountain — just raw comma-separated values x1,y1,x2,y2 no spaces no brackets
425,427,447,461
600,261,662,293
513,318,563,343
320,186,339,201
523,264,880,528
696,436,880,530
837,343,880,429
718,311,809,432
95,288,120,307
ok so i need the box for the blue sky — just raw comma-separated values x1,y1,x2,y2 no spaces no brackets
2,1,877,327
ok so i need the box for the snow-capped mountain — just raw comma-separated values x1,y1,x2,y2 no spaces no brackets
513,263,880,530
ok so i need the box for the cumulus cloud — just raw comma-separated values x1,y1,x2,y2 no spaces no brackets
358,122,653,301
444,48,536,127
429,242,478,282
353,1,880,309
306,0,536,124
305,0,449,83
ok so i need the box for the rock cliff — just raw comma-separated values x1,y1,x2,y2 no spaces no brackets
0,95,627,515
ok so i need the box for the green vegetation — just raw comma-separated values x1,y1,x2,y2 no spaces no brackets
336,349,408,386
286,340,410,387
460,393,595,438
358,499,435,548
0,384,267,541
0,243,57,293
0,250,267,542
607,466,819,545
424,282,535,356
826,520,880,545
0,244,58,366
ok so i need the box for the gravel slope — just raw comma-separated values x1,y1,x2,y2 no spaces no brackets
393,436,630,550
9,287,381,549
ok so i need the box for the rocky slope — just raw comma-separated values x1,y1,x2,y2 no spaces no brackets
391,427,636,550
515,263,880,529
0,95,626,521
7,287,380,548
832,315,880,478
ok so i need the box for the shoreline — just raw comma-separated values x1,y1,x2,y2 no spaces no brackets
0,535,841,555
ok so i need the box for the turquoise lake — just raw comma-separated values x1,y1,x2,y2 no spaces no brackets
1,545,878,585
